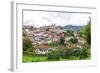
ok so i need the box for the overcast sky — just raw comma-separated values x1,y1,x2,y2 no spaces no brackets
23,11,91,27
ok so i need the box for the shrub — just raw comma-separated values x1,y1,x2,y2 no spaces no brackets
79,48,91,59
63,47,90,60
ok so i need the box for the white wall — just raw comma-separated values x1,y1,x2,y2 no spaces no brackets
0,0,100,73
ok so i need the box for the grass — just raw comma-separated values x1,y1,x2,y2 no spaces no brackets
23,55,90,63
23,55,48,62
60,57,79,61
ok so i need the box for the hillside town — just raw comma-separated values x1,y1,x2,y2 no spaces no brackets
23,24,86,55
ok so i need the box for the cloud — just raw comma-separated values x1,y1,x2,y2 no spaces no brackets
23,11,90,27
67,14,90,26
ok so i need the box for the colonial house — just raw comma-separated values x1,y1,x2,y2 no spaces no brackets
35,44,50,54
35,48,48,55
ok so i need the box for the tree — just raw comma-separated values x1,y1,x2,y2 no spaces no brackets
68,37,78,44
82,19,91,45
59,37,65,45
48,49,63,61
66,30,74,36
23,37,33,51
23,32,26,37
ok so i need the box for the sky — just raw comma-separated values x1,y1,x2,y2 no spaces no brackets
23,11,91,27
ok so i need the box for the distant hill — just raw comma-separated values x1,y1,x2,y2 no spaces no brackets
63,25,85,31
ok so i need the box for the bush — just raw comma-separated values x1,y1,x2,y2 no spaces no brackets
63,49,74,59
63,47,90,60
47,47,90,61
79,48,91,59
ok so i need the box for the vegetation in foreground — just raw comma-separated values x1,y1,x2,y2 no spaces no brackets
23,47,91,62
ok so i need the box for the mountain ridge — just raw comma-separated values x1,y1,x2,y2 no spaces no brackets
63,24,85,31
